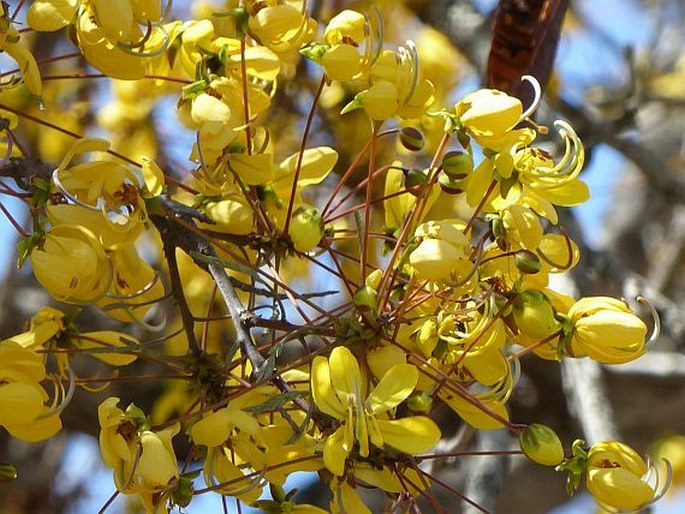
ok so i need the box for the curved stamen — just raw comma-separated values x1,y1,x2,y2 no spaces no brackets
52,168,102,212
117,23,170,58
637,295,661,348
38,366,76,419
519,75,542,122
106,272,160,300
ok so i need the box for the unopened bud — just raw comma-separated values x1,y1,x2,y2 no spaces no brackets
441,150,473,179
405,169,428,193
513,290,561,341
290,206,324,253
365,269,383,290
353,285,378,311
519,423,564,466
438,173,467,195
407,392,433,413
515,249,542,274
172,474,195,508
399,127,425,152
0,463,17,483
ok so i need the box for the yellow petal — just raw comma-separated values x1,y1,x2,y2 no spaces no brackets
140,158,165,197
366,363,417,415
587,469,654,510
323,426,349,476
322,44,361,82
138,427,179,487
275,147,339,192
191,409,233,447
376,416,441,454
0,382,45,425
27,0,78,32
310,356,346,419
73,331,139,366
329,346,362,397
361,81,398,120
441,394,509,430
5,406,62,442
229,152,275,186
91,0,134,41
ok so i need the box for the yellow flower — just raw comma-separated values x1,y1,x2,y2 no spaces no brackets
0,340,62,442
320,10,366,81
514,121,589,218
96,243,165,323
30,224,110,304
75,5,147,80
3,306,64,349
311,346,441,476
586,441,656,511
98,397,139,491
1,16,42,96
568,297,647,364
455,89,522,148
47,138,147,249
324,10,367,46
348,45,434,121
248,4,311,53
409,220,470,282
190,403,266,502
137,425,180,489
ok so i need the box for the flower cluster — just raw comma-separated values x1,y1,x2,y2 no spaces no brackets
0,1,670,513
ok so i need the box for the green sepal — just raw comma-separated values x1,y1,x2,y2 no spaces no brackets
16,231,43,268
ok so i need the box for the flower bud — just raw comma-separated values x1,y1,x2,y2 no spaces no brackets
407,392,433,413
399,127,425,152
405,168,428,193
441,150,473,179
513,290,560,341
365,269,383,290
454,89,522,138
437,173,467,195
519,424,564,466
515,249,542,274
289,206,324,253
353,285,377,311
0,463,17,483
568,297,647,364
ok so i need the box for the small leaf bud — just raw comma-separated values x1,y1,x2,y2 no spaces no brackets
519,423,565,466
